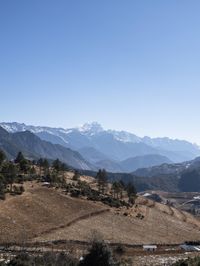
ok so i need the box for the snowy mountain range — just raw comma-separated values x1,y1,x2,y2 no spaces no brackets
0,121,200,172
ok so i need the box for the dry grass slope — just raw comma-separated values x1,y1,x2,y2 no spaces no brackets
0,182,106,243
0,180,200,245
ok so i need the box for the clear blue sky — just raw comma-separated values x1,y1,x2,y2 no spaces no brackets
1,0,200,143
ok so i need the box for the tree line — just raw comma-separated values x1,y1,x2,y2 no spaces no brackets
0,150,70,199
96,169,137,204
0,149,137,207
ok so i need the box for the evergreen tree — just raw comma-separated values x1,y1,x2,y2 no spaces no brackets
43,159,49,175
126,182,136,196
0,150,6,166
37,158,44,167
19,159,30,173
2,162,18,192
126,182,136,204
97,169,107,194
111,181,123,199
52,159,62,172
15,152,25,164
43,159,49,169
0,174,6,199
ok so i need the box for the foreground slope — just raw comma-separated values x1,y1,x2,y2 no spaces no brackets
1,179,200,245
34,195,200,245
0,181,107,243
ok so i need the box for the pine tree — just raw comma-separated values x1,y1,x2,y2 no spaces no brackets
52,159,62,172
126,182,137,204
111,181,123,199
97,169,107,194
15,152,25,164
0,150,6,166
2,162,18,192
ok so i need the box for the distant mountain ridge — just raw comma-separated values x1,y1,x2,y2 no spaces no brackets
0,126,94,170
82,156,200,192
93,154,172,173
120,154,172,172
1,121,200,172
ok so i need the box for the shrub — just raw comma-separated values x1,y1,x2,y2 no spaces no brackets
11,185,24,195
80,240,116,266
73,171,80,181
0,193,5,200
70,189,81,197
114,244,125,255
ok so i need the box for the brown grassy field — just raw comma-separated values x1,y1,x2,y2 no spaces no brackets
1,176,200,246
34,195,200,245
0,181,107,243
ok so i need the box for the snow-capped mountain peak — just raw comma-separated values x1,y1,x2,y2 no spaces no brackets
0,122,27,133
78,122,104,135
108,130,141,143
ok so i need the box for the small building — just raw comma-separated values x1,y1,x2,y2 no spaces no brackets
143,245,157,252
180,244,200,251
42,182,51,187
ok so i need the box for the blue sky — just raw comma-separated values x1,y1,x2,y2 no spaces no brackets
1,0,200,143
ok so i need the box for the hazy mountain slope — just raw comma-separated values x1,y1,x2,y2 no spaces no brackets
132,157,200,192
133,157,200,179
94,154,171,173
143,136,200,154
78,146,109,163
120,154,172,172
0,127,94,170
154,148,197,163
80,169,179,192
133,162,190,178
36,131,71,148
0,126,20,159
95,159,124,173
12,131,94,170
82,157,200,192
88,132,160,160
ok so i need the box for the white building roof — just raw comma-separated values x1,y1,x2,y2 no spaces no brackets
143,245,157,249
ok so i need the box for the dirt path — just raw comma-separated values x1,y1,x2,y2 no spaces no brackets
38,208,110,237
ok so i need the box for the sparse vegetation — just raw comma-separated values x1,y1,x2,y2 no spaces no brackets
3,240,122,266
173,257,200,266
6,252,78,266
0,150,137,211
65,179,132,208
